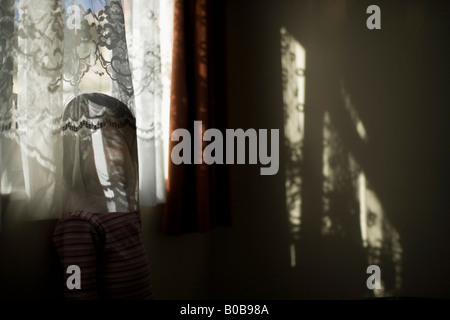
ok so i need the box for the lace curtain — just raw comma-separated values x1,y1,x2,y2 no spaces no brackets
124,0,173,206
0,0,173,221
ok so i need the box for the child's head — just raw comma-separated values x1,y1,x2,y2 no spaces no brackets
62,93,138,213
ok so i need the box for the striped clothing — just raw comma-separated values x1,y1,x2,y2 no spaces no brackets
53,211,153,300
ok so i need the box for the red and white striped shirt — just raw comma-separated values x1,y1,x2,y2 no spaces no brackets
53,210,153,300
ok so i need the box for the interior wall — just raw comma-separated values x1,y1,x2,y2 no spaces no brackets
0,218,61,299
339,0,450,298
140,206,211,299
211,0,450,299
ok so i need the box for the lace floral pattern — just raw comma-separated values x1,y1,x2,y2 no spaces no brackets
124,0,173,204
62,0,134,108
0,0,173,219
0,0,15,134
61,111,136,133
61,93,136,135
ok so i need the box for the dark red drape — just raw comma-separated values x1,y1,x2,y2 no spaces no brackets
163,0,231,235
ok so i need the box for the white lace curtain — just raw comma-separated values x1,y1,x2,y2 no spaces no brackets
0,0,173,221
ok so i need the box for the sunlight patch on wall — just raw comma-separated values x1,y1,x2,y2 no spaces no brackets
340,79,368,142
281,27,305,243
290,243,296,268
358,172,403,297
322,111,360,238
323,110,402,297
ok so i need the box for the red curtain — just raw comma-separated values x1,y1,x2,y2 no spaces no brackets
163,0,231,235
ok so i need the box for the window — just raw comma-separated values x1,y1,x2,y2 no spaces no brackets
0,0,174,222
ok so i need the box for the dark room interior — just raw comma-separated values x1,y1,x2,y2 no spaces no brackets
0,0,449,300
